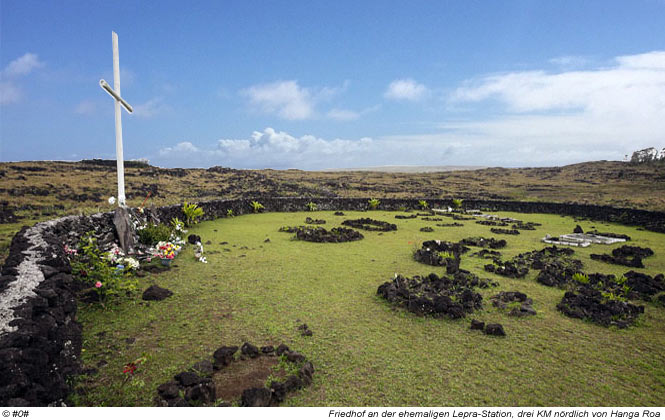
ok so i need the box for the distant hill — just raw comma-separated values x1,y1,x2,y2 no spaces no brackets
322,165,487,173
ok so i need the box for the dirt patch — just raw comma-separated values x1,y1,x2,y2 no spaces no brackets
155,343,314,407
213,356,282,402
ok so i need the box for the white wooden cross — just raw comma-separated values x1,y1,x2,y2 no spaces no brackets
99,31,133,207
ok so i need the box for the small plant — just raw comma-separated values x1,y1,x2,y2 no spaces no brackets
601,291,626,302
182,201,204,227
137,223,172,245
170,217,186,234
368,198,380,210
438,251,455,260
306,201,318,212
452,199,463,210
226,209,234,217
572,272,589,284
250,201,265,213
418,200,429,210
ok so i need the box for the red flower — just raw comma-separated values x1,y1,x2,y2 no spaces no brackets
123,362,137,375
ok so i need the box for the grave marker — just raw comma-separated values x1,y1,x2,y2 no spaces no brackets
99,31,133,207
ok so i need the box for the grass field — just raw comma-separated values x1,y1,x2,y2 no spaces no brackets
72,210,665,406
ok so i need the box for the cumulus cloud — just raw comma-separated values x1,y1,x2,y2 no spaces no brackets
1,53,44,106
384,78,428,101
241,80,353,120
158,141,200,155
242,80,314,120
447,50,665,162
157,128,378,169
158,51,665,169
3,53,44,77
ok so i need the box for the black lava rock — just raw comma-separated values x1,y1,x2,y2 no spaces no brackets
141,285,173,301
484,323,506,336
241,387,272,407
241,342,260,358
470,319,485,330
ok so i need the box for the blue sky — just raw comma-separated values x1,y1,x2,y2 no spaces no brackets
1,1,665,169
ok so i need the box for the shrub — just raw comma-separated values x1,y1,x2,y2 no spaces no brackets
438,251,455,260
452,199,463,209
182,202,204,227
251,201,265,213
70,231,138,304
419,200,429,210
368,198,380,210
307,202,318,212
137,223,172,245
226,209,234,217
572,272,589,284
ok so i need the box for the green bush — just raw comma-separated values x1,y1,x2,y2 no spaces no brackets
368,198,380,210
182,202,204,227
137,223,172,245
307,202,318,212
572,272,589,284
70,232,138,304
452,199,463,209
251,201,265,213
419,200,429,210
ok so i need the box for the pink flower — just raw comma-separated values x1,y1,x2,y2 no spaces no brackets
95,281,102,288
146,257,151,262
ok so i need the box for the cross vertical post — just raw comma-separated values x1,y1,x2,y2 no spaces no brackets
112,32,126,206
99,31,133,207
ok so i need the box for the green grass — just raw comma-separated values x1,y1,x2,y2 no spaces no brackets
74,210,665,406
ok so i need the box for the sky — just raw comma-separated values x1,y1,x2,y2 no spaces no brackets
1,1,665,169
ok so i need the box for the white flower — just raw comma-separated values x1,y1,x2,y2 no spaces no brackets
108,196,116,205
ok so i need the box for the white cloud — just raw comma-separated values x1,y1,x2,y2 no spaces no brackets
3,53,44,77
0,81,21,105
242,80,314,120
158,141,200,155
74,100,96,115
428,50,665,164
133,97,170,118
157,127,377,169
159,51,665,169
384,78,428,101
0,53,44,106
241,80,352,120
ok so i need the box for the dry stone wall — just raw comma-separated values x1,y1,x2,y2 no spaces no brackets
1,197,664,406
